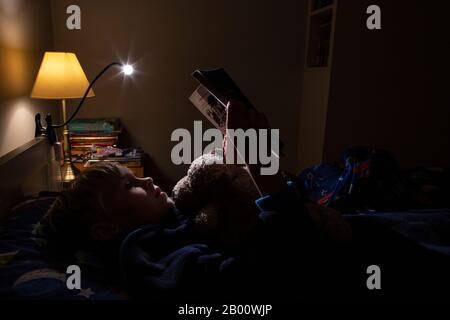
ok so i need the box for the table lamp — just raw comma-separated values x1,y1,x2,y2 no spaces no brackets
31,51,134,183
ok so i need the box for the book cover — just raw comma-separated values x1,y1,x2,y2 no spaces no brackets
190,67,283,149
68,117,122,134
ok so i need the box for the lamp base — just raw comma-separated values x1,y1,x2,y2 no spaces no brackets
60,161,79,185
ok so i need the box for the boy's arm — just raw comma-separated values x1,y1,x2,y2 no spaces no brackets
225,100,286,197
225,100,352,242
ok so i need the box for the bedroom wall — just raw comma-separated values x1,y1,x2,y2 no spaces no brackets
50,0,309,182
323,0,449,168
0,0,57,157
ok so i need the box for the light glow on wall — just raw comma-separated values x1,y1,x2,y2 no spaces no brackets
0,0,27,49
0,47,30,97
0,99,35,156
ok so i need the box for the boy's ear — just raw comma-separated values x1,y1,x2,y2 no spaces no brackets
91,222,122,241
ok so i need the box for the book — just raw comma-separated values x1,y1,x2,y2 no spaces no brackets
189,85,227,133
189,68,284,150
68,117,122,134
68,126,120,161
189,68,256,133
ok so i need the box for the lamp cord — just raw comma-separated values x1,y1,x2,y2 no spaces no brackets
52,62,121,128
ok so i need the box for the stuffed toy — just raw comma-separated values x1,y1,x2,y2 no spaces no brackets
171,149,260,247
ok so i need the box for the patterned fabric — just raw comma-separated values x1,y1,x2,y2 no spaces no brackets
0,197,126,300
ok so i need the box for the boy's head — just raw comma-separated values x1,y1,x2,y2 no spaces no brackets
39,162,174,251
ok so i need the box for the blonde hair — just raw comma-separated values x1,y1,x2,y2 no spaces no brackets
38,162,123,253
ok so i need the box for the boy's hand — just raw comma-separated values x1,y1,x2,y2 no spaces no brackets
224,100,269,163
226,100,269,132
224,100,285,196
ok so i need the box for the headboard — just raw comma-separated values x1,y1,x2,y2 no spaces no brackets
0,137,61,219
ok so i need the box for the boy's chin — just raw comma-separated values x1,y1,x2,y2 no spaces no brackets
166,196,175,207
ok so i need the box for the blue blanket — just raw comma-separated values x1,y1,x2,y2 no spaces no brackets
345,208,450,256
118,200,450,298
118,211,314,298
2,192,450,299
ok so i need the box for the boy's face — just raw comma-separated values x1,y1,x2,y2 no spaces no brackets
107,166,175,229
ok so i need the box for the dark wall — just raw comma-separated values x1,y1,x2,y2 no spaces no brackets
51,0,309,181
0,0,57,157
324,0,448,168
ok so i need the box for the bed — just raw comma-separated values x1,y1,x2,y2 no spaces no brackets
0,137,126,299
0,137,60,219
2,138,450,299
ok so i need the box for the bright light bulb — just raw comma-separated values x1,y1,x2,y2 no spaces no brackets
122,64,134,75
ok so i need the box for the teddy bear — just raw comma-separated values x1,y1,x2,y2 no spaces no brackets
171,149,260,247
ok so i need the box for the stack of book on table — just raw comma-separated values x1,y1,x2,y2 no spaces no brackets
70,135,120,158
68,118,144,176
86,148,143,168
68,118,122,163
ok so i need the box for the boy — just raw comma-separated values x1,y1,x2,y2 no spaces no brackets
39,101,351,298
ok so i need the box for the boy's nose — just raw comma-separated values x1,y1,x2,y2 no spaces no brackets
142,177,154,189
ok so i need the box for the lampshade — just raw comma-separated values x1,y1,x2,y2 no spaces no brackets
31,52,95,99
